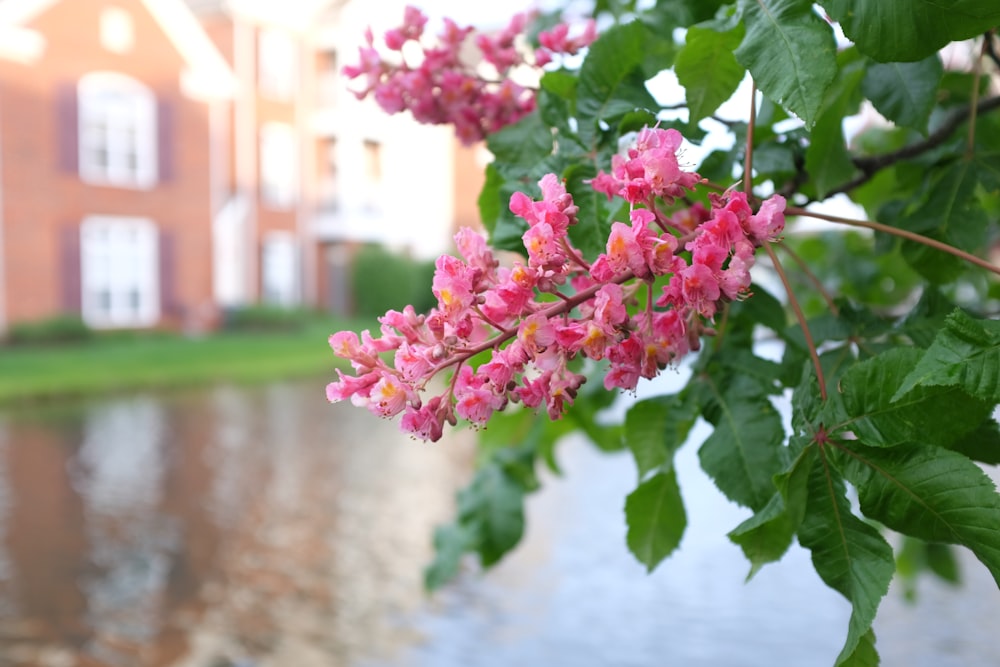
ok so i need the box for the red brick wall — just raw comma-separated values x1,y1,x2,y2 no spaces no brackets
0,0,215,329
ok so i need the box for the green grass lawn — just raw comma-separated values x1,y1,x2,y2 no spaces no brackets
0,317,371,406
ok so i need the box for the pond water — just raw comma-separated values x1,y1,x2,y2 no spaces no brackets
0,377,997,667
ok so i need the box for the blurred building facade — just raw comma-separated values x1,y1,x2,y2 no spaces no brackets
0,0,484,334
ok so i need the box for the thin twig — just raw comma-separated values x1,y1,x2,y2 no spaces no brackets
764,243,826,400
786,206,1000,278
985,30,1000,71
818,95,1000,199
967,37,987,159
744,81,757,195
777,241,840,316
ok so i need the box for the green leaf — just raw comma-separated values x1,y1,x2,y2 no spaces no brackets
564,162,610,260
948,417,1000,465
734,0,837,128
894,309,1000,402
926,542,961,584
647,0,729,29
860,55,943,135
624,393,699,479
895,288,959,348
839,629,880,667
424,523,474,590
728,443,817,579
799,454,894,665
805,57,864,198
899,159,986,253
675,25,746,126
477,163,502,237
486,111,553,167
696,377,788,510
727,492,793,579
577,21,659,144
457,464,528,567
823,0,1000,62
625,469,687,572
477,164,529,253
831,347,991,447
836,442,1000,588
478,407,575,475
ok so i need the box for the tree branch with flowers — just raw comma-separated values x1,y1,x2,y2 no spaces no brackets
334,2,1000,664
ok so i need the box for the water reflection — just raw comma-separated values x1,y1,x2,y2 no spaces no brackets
0,382,474,666
0,379,998,667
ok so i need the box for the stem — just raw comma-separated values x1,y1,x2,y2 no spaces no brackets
821,95,1000,199
473,305,512,334
560,238,591,272
701,180,730,194
777,241,840,316
764,243,827,400
985,30,1000,70
427,270,636,377
744,81,758,195
787,206,1000,278
967,37,987,159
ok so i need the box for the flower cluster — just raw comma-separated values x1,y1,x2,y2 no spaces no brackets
342,6,596,145
326,127,786,441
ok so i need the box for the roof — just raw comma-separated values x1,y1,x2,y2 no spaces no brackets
184,0,338,31
0,0,236,100
182,0,229,16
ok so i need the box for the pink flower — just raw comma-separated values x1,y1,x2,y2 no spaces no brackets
679,263,722,318
523,223,567,270
747,194,787,244
368,374,411,418
454,366,505,424
605,336,643,391
326,369,378,403
401,396,448,441
325,121,786,441
432,255,475,315
518,313,557,355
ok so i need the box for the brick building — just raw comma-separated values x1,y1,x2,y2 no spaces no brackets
0,0,484,335
0,0,235,333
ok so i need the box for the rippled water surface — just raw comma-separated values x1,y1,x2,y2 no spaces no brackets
0,378,998,667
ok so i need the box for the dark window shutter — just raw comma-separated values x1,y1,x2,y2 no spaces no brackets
157,99,174,183
158,228,178,317
56,83,78,174
60,225,81,314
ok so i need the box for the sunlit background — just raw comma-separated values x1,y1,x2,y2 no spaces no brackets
0,1,998,666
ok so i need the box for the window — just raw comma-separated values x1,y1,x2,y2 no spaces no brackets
260,122,297,209
317,137,338,210
261,232,298,307
258,29,297,100
78,73,157,188
317,49,339,105
362,139,382,210
80,217,159,328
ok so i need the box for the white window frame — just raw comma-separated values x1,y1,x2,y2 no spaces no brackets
362,138,382,211
261,231,298,307
259,122,297,209
258,28,297,101
80,216,160,328
78,72,157,189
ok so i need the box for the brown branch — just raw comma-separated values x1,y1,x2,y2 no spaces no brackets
985,30,1000,71
744,81,758,195
820,95,1000,199
967,37,988,159
764,243,827,400
777,241,840,316
786,206,1000,278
